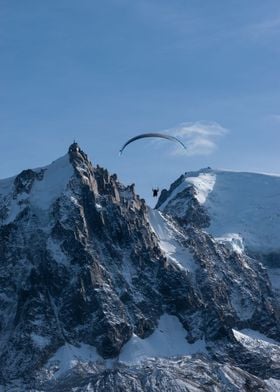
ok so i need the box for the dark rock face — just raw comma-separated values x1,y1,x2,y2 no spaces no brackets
156,173,211,229
156,174,185,209
13,169,45,195
186,227,280,338
0,145,279,390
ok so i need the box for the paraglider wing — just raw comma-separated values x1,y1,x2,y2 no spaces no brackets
119,133,186,155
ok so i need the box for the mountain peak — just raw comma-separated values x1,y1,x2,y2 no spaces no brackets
0,154,280,390
68,141,80,153
68,142,91,167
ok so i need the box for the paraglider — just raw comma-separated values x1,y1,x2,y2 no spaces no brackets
119,133,186,155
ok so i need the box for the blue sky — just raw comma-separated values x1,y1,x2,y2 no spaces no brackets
1,0,280,205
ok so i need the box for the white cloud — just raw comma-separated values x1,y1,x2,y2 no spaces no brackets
163,121,228,156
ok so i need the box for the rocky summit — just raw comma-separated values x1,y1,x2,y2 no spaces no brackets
0,144,279,391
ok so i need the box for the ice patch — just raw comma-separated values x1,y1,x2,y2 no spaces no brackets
119,314,206,364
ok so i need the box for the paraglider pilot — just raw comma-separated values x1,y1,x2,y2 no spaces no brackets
153,188,159,197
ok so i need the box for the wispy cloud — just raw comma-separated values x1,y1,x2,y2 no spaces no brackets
163,121,228,156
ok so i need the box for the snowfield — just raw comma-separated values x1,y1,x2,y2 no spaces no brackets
159,169,280,254
204,170,280,254
45,314,206,379
119,314,206,364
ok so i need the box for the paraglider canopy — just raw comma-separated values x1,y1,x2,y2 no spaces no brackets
119,132,186,155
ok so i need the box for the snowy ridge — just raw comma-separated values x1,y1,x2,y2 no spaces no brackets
159,168,280,254
184,172,216,204
233,328,280,348
158,168,280,297
159,169,216,211
0,154,74,225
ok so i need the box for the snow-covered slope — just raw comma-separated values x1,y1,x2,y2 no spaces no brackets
148,209,196,272
119,314,206,364
44,313,206,378
0,154,74,225
158,168,280,254
157,168,280,294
